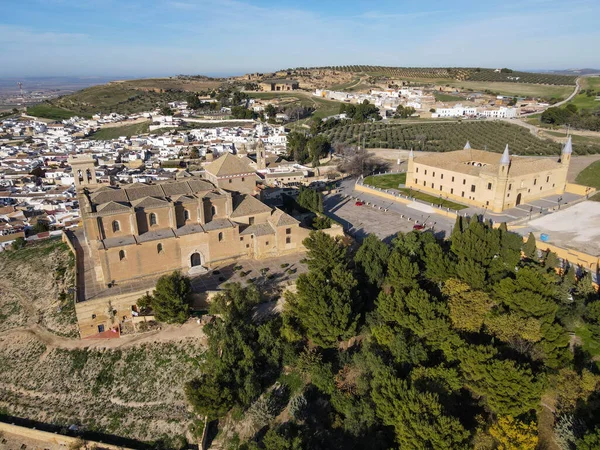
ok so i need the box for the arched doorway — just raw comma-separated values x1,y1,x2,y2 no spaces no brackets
516,193,522,206
190,252,202,267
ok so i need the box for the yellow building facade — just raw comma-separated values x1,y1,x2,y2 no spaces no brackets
405,139,572,212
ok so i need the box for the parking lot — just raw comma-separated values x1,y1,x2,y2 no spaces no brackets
324,192,447,243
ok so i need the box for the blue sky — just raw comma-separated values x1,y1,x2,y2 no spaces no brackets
1,0,599,77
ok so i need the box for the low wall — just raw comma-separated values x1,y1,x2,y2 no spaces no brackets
565,182,596,196
537,241,599,272
0,422,135,450
0,231,24,243
355,183,459,220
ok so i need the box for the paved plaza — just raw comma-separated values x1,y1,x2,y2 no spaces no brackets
527,201,600,257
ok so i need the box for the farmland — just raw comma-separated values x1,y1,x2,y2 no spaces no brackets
323,121,600,155
26,103,83,120
313,66,577,85
89,121,151,140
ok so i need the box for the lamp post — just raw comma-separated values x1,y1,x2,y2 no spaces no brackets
529,206,533,221
557,196,563,210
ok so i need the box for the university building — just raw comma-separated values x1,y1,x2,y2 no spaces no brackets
405,138,572,212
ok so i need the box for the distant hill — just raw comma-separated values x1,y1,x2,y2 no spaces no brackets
291,66,578,86
28,76,225,118
538,68,600,76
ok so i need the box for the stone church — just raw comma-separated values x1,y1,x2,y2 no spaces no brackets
70,151,319,286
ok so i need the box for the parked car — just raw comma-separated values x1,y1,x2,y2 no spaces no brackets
412,223,425,230
355,201,364,206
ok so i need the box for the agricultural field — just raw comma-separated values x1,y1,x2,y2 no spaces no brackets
449,81,574,100
466,70,576,85
433,91,464,102
312,66,577,85
323,121,600,155
26,103,83,120
89,120,151,140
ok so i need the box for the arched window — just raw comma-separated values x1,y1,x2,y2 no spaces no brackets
112,220,120,233
149,213,157,226
218,232,223,242
184,209,190,221
119,250,125,261
157,243,163,254
211,206,216,217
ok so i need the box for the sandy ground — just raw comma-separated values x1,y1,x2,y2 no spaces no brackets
528,201,600,256
99,117,150,128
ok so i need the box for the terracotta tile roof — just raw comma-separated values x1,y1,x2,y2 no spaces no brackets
203,218,235,231
161,180,193,196
240,222,275,236
205,152,254,177
175,223,205,236
269,208,299,227
130,196,170,208
231,194,272,218
124,183,165,201
137,228,176,243
413,148,562,177
102,235,137,249
96,201,131,213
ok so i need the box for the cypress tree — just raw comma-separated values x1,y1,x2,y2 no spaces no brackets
523,232,537,260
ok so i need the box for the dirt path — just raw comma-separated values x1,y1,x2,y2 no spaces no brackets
0,321,207,351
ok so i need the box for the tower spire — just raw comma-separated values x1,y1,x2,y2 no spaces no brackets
560,135,572,165
500,144,510,165
464,141,471,150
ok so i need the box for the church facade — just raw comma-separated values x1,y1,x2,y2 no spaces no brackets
70,151,327,287
405,138,572,212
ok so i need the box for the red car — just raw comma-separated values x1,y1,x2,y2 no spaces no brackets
355,201,364,206
413,224,425,230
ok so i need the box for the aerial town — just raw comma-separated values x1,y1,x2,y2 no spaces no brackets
2,1,600,449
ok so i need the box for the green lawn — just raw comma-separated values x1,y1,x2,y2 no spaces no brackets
434,92,464,102
89,121,151,140
364,173,406,189
26,103,81,120
398,188,469,210
575,160,600,188
582,76,600,91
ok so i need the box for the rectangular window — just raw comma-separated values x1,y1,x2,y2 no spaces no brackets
424,170,427,175
433,172,436,177
240,237,244,241
450,188,454,194
441,174,444,180
246,244,250,248
249,217,255,225
486,201,489,206
487,182,492,190
546,176,550,183
463,179,466,185
431,183,434,189
439,185,442,191
534,179,537,185
461,191,465,197
415,178,418,184
471,185,476,193
229,179,232,183
423,181,426,186
508,184,512,190
286,228,291,234
242,177,245,182
452,176,455,182
416,167,419,173
286,237,291,244
265,241,269,246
